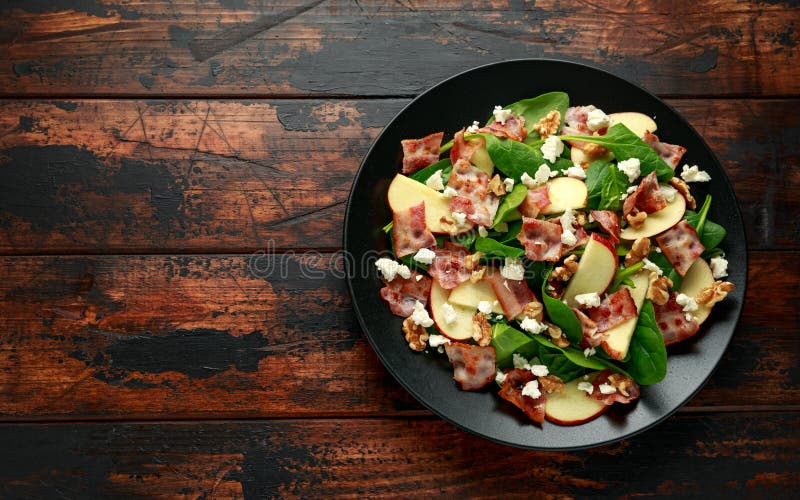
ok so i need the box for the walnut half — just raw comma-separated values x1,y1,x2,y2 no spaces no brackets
522,301,543,322
669,177,697,210
546,323,570,348
533,110,561,139
402,317,429,352
539,374,566,394
472,313,492,346
647,275,673,306
487,174,506,196
625,237,651,266
696,281,735,306
607,373,636,397
626,211,647,229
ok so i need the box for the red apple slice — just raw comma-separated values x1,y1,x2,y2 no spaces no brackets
601,270,651,360
562,233,618,308
679,258,716,325
447,279,504,314
387,174,467,233
544,373,608,425
430,281,475,341
620,193,685,240
608,112,657,138
540,177,588,215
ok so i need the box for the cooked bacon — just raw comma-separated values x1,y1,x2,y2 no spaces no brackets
623,171,667,217
590,210,621,243
586,288,638,333
573,308,602,348
478,115,527,142
558,223,589,254
498,368,546,424
564,106,592,131
401,132,443,174
392,202,436,258
447,159,498,226
643,131,687,169
445,343,496,391
450,129,485,164
379,272,432,317
589,369,641,405
653,292,701,345
517,217,563,261
484,270,536,319
428,242,472,290
655,220,705,276
518,186,551,218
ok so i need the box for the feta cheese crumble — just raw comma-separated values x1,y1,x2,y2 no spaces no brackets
451,211,467,226
520,316,548,334
642,258,663,276
520,172,537,188
710,256,729,278
495,370,507,385
501,257,526,281
660,184,678,203
561,231,578,247
681,164,711,183
411,300,434,327
521,380,541,399
425,169,445,191
565,165,587,179
541,135,564,163
598,383,617,395
503,177,515,192
442,186,458,198
428,334,451,348
375,258,410,282
477,300,492,315
584,347,596,358
676,293,699,322
493,106,512,125
617,158,641,183
529,364,549,377
415,275,423,281
512,353,530,370
441,302,457,325
413,247,436,265
535,164,556,185
466,120,480,134
577,381,594,394
575,292,602,308
586,108,611,131
560,207,578,246
478,226,488,238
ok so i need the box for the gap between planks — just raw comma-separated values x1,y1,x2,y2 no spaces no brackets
0,94,799,101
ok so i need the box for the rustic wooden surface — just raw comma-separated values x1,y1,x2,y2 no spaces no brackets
0,0,799,497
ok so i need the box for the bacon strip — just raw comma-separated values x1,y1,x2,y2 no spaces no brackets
478,115,527,142
623,171,666,217
445,344,496,391
498,368,546,423
428,242,472,290
589,369,641,405
573,308,602,348
518,186,551,218
379,272,432,318
586,288,638,333
450,129,484,165
562,106,609,153
401,132,443,174
517,217,563,261
484,270,535,319
392,202,436,258
590,210,620,243
655,220,705,276
653,292,701,345
446,159,498,227
643,131,687,169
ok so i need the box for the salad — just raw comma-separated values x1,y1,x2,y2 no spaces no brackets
375,92,735,426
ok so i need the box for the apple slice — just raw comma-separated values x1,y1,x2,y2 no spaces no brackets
608,112,657,138
620,193,686,240
447,279,504,314
601,270,651,360
544,373,608,426
430,281,475,341
387,174,460,233
471,144,494,176
679,258,715,325
562,233,618,308
540,177,588,215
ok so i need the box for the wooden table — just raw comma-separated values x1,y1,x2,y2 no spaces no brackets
0,1,798,497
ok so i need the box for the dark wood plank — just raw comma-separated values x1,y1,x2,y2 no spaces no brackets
0,98,797,254
0,1,798,97
0,413,797,498
0,251,795,420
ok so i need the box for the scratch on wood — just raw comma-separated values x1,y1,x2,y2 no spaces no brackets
266,200,346,229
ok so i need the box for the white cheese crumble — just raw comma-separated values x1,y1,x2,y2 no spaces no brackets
521,380,541,399
681,164,711,183
561,231,577,247
411,300,434,327
478,226,488,238
451,211,468,226
495,222,509,233
660,184,678,203
676,293,699,314
413,247,436,265
466,120,480,134
577,381,594,394
575,292,602,308
598,383,617,395
710,256,729,278
415,275,423,281
520,316,548,334
655,246,662,253
642,257,663,276
560,207,578,246
428,334,451,348
529,364,549,377
501,257,526,281
586,108,611,131
584,347,596,358
535,164,557,185
375,258,411,282
503,177,515,192
441,302,457,325
495,370,507,385
520,172,537,188
493,106,512,124
425,169,445,191
541,135,564,163
442,186,458,198
512,353,530,370
477,300,492,315
565,165,587,179
617,158,641,183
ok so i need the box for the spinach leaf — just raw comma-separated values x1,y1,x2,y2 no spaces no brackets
685,197,727,250
490,92,570,142
483,134,544,180
453,231,477,251
491,323,539,368
541,269,582,344
493,184,528,227
536,342,586,381
609,261,644,293
599,163,630,210
532,335,631,377
474,237,525,258
492,220,523,244
647,252,683,290
561,123,674,181
622,301,667,385
409,158,452,184
382,221,393,234
585,159,612,209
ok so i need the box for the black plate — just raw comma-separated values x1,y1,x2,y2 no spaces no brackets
343,59,746,450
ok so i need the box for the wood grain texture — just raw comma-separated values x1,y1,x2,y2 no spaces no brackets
0,98,797,254
0,251,795,420
0,413,797,498
0,1,798,97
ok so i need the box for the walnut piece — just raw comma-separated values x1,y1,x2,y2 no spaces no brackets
607,373,636,397
579,142,609,158
563,254,579,273
403,317,429,352
464,252,484,271
472,313,492,346
522,301,543,321
533,110,561,139
626,211,647,229
487,174,506,196
574,211,588,227
669,177,697,210
552,254,579,282
546,323,570,348
647,275,673,306
439,216,458,235
539,374,566,394
625,237,651,266
470,267,486,283
696,281,735,306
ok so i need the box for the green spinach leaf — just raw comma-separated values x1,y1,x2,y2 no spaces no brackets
532,335,631,377
647,252,683,290
492,220,523,244
684,197,727,250
541,269,582,344
622,301,667,385
493,184,528,227
491,323,539,368
599,163,630,210
409,158,452,184
483,134,544,180
585,159,612,209
474,237,525,258
489,92,570,142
